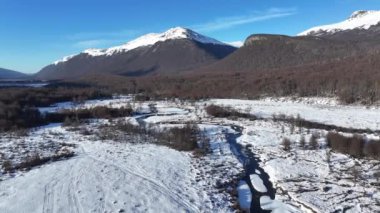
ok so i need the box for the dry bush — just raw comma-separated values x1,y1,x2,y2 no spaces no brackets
0,86,111,132
62,116,80,127
364,140,380,159
281,137,292,151
10,149,75,172
327,132,349,153
15,154,50,171
156,123,200,151
299,135,306,149
348,134,365,158
101,121,203,152
2,160,13,173
309,133,319,150
205,105,256,120
326,132,380,159
47,106,134,124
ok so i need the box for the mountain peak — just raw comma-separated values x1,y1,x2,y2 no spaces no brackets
349,10,377,19
298,10,380,36
53,27,226,64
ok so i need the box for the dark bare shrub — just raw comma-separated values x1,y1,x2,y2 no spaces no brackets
48,106,133,124
350,164,361,186
205,105,255,119
163,123,199,151
62,116,80,127
326,132,349,153
134,94,150,101
281,137,291,151
299,135,306,149
15,154,50,170
348,134,365,158
309,133,319,150
374,171,380,182
2,160,13,173
326,150,332,171
364,140,380,159
327,132,379,159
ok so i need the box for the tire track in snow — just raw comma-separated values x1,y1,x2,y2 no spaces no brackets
86,154,199,212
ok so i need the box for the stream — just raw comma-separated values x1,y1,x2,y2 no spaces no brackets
39,99,278,212
227,125,276,213
133,106,276,212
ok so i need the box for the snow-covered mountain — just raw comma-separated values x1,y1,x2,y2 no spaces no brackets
37,27,236,80
298,10,380,36
54,27,226,65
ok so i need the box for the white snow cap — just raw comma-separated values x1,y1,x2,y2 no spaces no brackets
298,10,380,36
54,27,226,64
53,54,76,65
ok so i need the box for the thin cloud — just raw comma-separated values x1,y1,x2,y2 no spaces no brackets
73,39,108,48
191,8,297,33
67,29,140,49
73,39,128,49
67,29,140,40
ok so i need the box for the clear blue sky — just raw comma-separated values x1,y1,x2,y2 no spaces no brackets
1,0,379,73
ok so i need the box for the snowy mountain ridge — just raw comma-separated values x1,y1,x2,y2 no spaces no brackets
54,27,226,65
298,10,380,36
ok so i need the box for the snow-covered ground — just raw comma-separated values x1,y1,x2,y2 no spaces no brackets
211,98,380,130
38,95,133,114
235,119,380,212
2,96,380,212
0,123,211,213
208,97,380,212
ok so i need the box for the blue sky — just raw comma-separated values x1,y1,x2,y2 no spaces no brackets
1,0,379,73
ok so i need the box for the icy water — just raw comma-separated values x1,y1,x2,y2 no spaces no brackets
134,107,277,212
227,125,276,213
0,81,48,88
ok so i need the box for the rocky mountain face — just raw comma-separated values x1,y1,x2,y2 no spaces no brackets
36,27,236,80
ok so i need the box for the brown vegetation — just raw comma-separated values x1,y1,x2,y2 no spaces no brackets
2,150,75,173
326,132,380,159
0,86,111,132
281,137,292,151
75,52,380,104
205,105,256,120
47,106,134,124
98,121,205,153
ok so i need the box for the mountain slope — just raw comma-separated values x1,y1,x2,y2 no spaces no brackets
36,27,236,80
191,34,366,74
0,67,28,79
192,10,380,75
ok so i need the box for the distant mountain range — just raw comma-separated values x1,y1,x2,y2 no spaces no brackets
0,67,28,79
34,10,380,102
298,10,380,38
36,27,236,80
194,10,380,74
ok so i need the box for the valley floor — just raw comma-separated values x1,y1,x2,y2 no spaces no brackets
0,125,207,213
1,96,379,212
